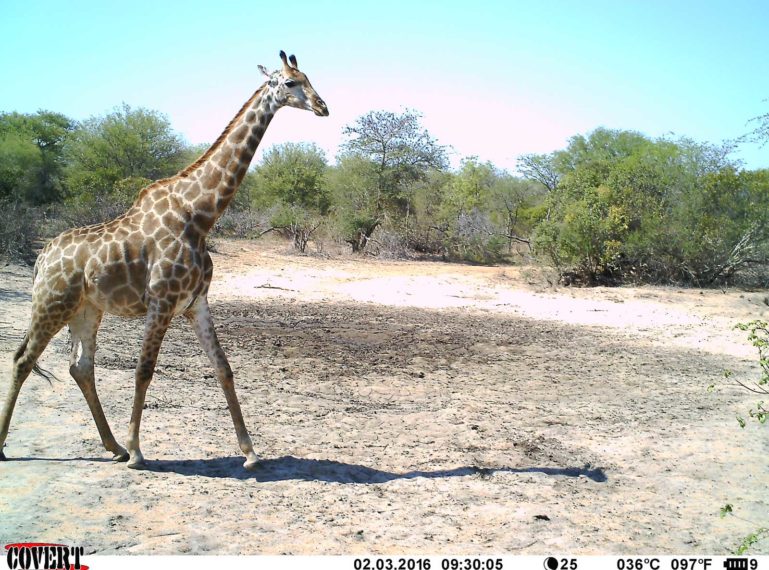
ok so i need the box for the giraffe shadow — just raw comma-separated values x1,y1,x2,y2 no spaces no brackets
141,455,608,483
3,456,115,463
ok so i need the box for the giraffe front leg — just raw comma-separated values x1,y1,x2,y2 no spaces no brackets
125,299,173,470
68,305,128,462
186,297,259,470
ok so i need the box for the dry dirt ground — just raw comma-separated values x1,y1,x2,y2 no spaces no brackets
1,239,768,555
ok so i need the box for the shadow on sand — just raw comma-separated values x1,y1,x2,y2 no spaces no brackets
2,453,607,483
138,455,608,483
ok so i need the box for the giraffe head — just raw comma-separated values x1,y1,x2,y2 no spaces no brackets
258,51,329,117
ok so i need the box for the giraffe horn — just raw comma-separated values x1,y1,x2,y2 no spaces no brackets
289,54,298,69
279,50,290,71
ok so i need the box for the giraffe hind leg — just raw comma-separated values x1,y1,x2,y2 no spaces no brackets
0,317,63,460
68,304,129,462
0,336,30,460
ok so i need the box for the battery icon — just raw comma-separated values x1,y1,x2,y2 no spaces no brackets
724,559,748,570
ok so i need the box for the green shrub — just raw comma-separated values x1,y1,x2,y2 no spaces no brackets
526,129,769,285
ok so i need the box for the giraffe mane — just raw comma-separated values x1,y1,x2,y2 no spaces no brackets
178,83,267,177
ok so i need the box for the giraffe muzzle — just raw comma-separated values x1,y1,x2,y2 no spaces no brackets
313,99,329,117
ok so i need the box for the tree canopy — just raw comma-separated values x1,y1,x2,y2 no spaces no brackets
63,103,189,202
0,110,74,204
528,128,769,284
0,103,767,286
249,142,329,213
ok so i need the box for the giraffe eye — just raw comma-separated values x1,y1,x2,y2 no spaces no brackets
284,79,297,88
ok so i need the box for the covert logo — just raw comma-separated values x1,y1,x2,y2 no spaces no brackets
5,544,87,570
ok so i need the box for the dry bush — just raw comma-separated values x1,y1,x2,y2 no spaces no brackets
0,199,40,262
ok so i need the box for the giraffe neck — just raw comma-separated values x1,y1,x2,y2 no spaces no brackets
176,85,278,233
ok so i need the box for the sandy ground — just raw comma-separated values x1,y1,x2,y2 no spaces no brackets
1,239,768,555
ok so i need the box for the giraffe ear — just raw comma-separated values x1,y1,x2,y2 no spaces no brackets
258,65,270,78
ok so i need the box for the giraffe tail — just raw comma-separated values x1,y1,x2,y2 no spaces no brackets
32,363,58,384
14,332,58,385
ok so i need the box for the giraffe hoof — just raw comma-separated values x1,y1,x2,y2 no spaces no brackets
0,449,6,461
243,457,260,470
126,451,146,470
112,450,130,463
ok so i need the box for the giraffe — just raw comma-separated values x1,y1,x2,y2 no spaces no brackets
0,51,328,470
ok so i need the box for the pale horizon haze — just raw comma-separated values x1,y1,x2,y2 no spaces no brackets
1,0,767,172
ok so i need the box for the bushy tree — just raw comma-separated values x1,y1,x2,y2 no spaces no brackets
488,175,546,252
396,169,453,255
670,167,769,283
332,110,449,252
247,142,329,251
529,128,769,284
63,104,188,203
517,152,561,194
326,155,382,252
341,109,448,176
436,158,501,261
340,109,448,215
415,158,543,263
0,111,74,204
250,142,328,212
0,133,40,201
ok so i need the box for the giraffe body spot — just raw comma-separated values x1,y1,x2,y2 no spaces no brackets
203,169,223,190
142,216,160,235
229,124,249,144
155,197,170,214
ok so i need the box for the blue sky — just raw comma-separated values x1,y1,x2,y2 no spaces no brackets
2,0,767,171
